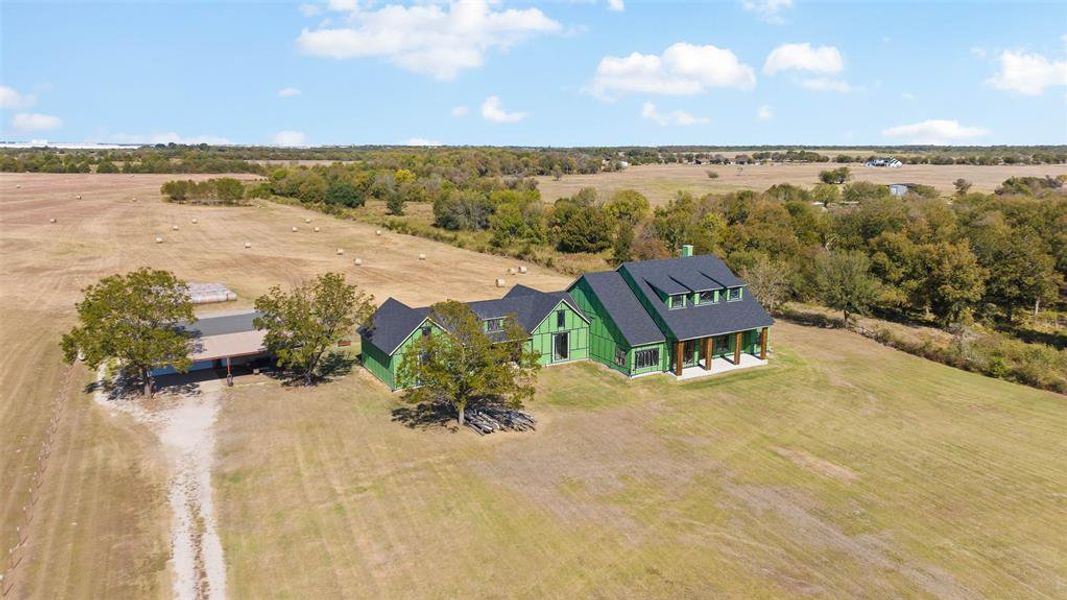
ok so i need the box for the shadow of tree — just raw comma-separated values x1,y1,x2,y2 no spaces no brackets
391,402,460,432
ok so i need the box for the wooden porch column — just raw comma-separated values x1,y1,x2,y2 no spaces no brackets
733,332,742,365
759,328,768,360
674,341,684,376
226,356,233,387
703,336,712,370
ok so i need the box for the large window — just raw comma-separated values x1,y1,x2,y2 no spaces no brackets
614,347,626,367
727,287,742,301
634,348,660,369
556,309,566,328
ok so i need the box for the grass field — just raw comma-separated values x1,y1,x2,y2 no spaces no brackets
535,162,1067,205
2,172,1065,598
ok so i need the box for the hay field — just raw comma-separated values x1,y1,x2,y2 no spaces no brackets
535,162,1067,205
217,324,1067,598
0,172,567,598
2,172,1065,598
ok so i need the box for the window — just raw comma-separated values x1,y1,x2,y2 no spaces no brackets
727,287,742,301
634,348,660,369
696,290,715,305
614,347,626,367
669,294,687,309
556,309,566,328
485,318,505,332
421,326,432,337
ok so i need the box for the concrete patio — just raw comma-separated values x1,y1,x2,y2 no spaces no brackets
675,353,768,381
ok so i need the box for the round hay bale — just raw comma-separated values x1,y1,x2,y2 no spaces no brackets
75,195,82,200
418,253,426,261
244,242,251,249
291,226,298,232
171,225,179,231
49,218,56,224
495,278,506,288
304,218,311,223
353,258,363,266
336,248,345,255
191,218,198,224
507,267,516,274
155,236,163,244
16,184,22,189
519,265,528,274
313,227,320,232
375,230,382,236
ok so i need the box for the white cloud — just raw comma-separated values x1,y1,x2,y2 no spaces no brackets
590,42,756,99
882,119,989,144
480,96,527,123
985,49,1067,95
296,0,561,80
278,87,302,97
298,3,322,17
405,137,442,146
799,77,856,93
107,132,231,145
11,113,62,131
451,105,469,117
327,0,358,11
764,43,843,74
756,104,773,121
0,86,36,109
740,0,793,24
272,130,308,146
607,0,624,11
640,102,709,126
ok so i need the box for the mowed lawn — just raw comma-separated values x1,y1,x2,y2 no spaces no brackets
215,322,1067,599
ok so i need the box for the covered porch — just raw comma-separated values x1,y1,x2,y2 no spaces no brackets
670,327,769,378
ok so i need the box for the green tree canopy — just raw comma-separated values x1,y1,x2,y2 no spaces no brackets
61,268,195,396
254,273,375,385
397,301,540,426
814,251,880,326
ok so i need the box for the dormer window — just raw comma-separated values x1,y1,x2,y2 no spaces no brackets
669,294,687,309
696,290,715,305
727,287,742,301
485,318,505,332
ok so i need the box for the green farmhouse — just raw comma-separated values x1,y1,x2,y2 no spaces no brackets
359,246,774,390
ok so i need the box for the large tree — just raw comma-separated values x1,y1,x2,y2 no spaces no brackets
61,268,194,396
397,301,540,426
254,273,375,385
921,241,986,326
741,254,793,314
814,251,880,326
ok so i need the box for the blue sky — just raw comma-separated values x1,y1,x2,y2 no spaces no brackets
2,0,1065,146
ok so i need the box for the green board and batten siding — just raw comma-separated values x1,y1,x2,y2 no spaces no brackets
526,300,589,366
362,318,444,391
569,277,669,377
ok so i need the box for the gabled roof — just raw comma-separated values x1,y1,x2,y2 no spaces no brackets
620,255,773,341
575,271,665,346
361,286,588,355
359,298,431,355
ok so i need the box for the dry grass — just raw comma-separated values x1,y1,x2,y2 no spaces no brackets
535,163,1067,205
216,324,1067,598
0,172,568,598
3,172,1065,598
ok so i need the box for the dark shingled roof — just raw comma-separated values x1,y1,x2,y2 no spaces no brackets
361,287,587,354
620,255,773,340
575,272,664,346
359,298,430,355
181,311,262,337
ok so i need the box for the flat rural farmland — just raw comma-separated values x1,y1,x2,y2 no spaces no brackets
2,173,1065,598
0,172,569,598
535,162,1067,205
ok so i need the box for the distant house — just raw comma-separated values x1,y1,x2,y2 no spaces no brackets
360,246,774,390
865,157,903,168
733,154,754,165
888,183,911,197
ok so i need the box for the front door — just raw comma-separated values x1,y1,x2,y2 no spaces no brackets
553,332,569,362
683,339,699,367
